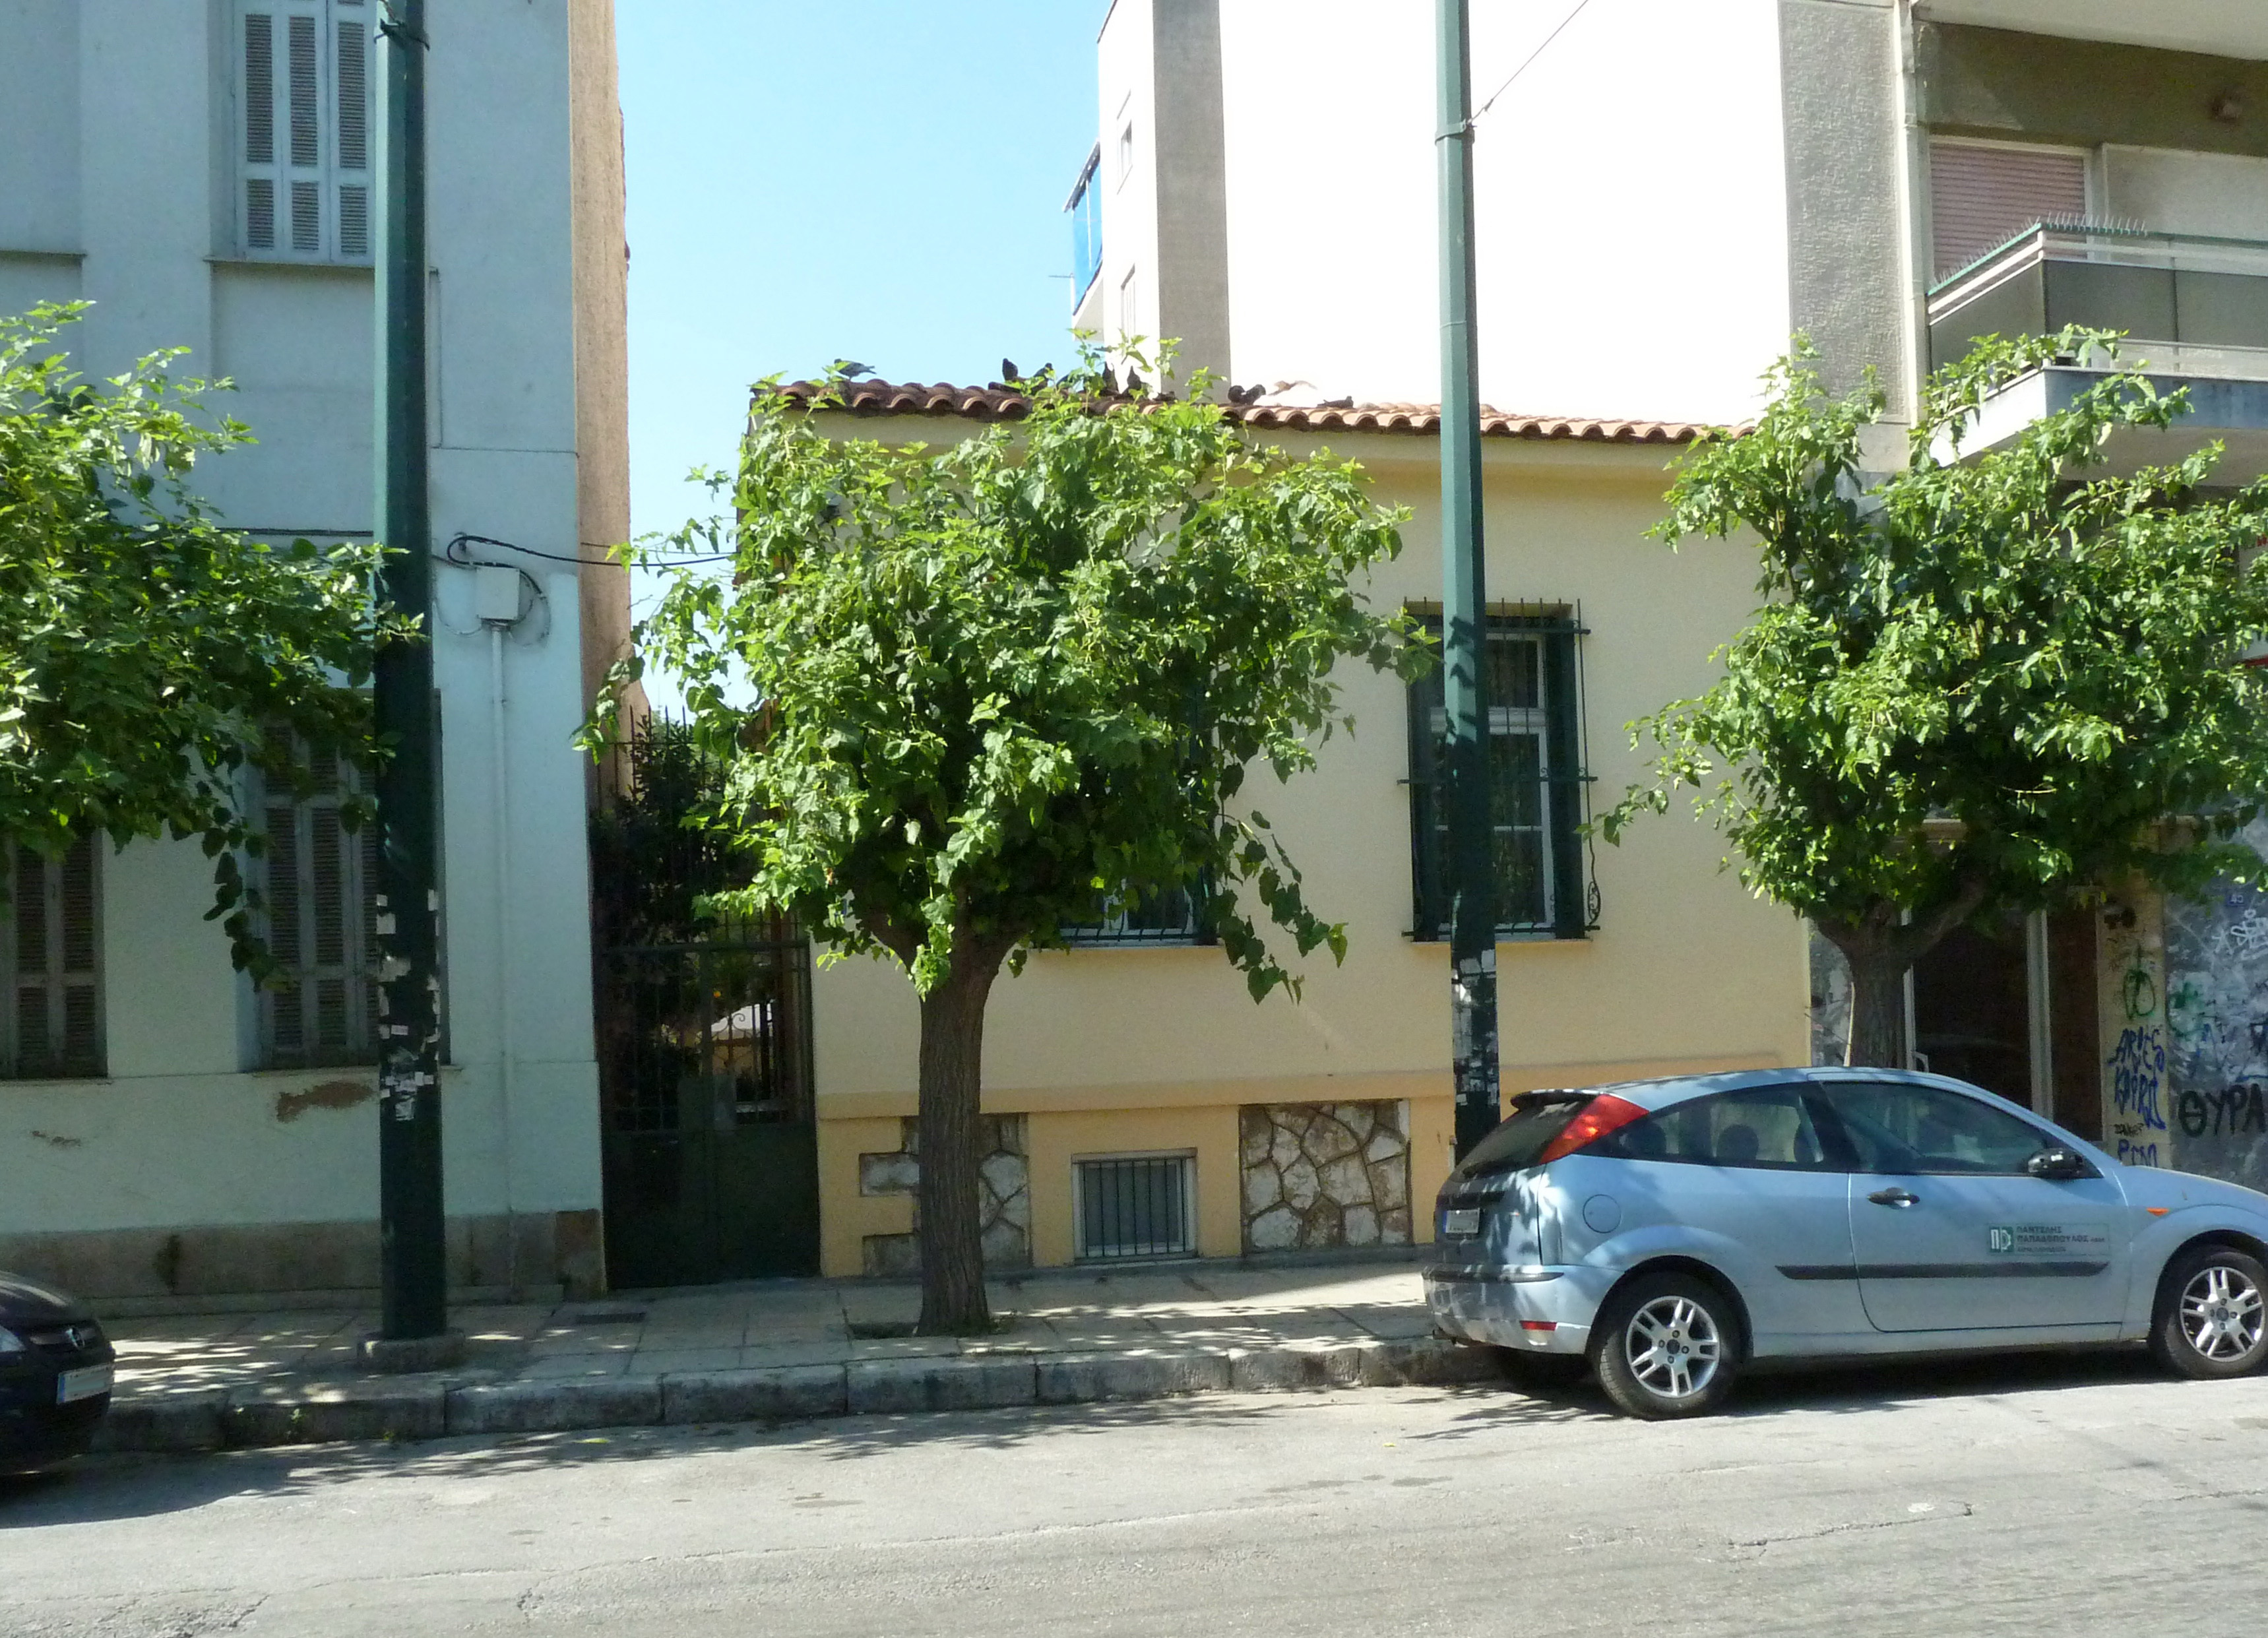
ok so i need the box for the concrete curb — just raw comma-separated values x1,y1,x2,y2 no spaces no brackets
90,1337,1503,1455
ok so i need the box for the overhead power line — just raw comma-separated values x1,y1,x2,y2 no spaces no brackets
1470,0,1598,127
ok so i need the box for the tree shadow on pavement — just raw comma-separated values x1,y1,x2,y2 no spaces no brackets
0,1385,1497,1528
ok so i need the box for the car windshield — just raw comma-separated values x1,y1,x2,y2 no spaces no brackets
1456,1092,1593,1179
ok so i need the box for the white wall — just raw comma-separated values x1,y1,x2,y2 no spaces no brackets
1180,0,1794,425
2104,147,2268,239
0,1,602,1267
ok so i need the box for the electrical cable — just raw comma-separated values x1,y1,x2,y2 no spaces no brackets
1469,0,1598,127
445,531,735,569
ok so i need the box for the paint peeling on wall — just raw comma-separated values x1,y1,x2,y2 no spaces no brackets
2160,823,2268,1188
273,1080,377,1123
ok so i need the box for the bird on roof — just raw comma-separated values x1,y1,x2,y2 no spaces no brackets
832,360,873,381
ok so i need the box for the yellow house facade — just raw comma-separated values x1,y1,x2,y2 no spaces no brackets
788,383,1813,1280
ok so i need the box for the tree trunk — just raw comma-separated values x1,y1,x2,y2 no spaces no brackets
914,954,1002,1336
1819,880,1989,1071
1843,948,1910,1069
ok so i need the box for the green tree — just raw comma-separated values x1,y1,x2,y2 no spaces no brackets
1604,331,2268,1069
608,357,1423,1333
0,303,406,970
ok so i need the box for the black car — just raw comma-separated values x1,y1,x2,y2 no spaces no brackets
0,1272,115,1472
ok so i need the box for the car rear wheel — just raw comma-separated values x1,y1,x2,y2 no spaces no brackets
1594,1273,1738,1419
2151,1245,2268,1380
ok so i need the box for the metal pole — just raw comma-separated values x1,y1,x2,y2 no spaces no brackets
1437,0,1499,1159
373,0,448,1342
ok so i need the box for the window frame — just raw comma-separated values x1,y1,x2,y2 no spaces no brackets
0,837,105,1081
254,741,381,1071
1597,1086,1848,1173
232,0,376,265
1073,1150,1197,1262
1058,881,1211,949
1405,610,1591,941
1811,1080,2065,1178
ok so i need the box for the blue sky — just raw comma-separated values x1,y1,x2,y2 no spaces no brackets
617,2,1114,549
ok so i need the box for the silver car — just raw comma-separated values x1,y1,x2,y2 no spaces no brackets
1426,1067,2268,1418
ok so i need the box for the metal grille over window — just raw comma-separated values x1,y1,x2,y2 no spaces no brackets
1075,1154,1195,1261
260,738,379,1068
237,2,374,263
1406,610,1592,940
1059,883,1204,947
3,838,104,1079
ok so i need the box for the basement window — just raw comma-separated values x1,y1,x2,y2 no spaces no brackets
1075,1153,1196,1261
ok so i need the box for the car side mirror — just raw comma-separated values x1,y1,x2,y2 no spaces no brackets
2027,1145,2094,1181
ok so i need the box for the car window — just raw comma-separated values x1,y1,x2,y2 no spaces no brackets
1593,1087,1834,1171
1455,1091,1592,1179
1816,1081,2050,1175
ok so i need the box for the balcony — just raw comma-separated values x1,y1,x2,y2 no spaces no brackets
1926,225,2268,478
1065,143,1102,315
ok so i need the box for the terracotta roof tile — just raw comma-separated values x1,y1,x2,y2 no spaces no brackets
767,379,1722,446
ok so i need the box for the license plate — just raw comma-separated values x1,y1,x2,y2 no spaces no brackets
1442,1208,1481,1238
56,1364,112,1404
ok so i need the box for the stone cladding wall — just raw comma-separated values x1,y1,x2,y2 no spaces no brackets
1239,1101,1410,1251
857,1114,1030,1275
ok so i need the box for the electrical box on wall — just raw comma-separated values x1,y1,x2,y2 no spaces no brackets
474,566,522,625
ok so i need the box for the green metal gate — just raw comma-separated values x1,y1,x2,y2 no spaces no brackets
590,720,819,1288
598,935,820,1287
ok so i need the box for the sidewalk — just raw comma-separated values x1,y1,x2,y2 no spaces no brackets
92,1253,1499,1454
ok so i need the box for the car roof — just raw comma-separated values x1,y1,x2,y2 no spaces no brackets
1561,1065,2022,1114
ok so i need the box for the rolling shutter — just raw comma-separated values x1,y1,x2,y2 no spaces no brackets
1931,142,2088,280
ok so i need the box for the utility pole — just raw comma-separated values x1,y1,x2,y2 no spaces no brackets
1437,0,1500,1160
367,0,453,1360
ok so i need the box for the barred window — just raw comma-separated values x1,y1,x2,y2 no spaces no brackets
1406,612,1591,939
236,1,373,262
1,838,103,1079
1059,884,1204,948
259,743,380,1068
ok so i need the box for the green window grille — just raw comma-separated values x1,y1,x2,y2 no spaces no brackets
1406,612,1593,941
1059,883,1207,947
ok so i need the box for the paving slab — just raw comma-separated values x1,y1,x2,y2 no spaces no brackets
92,1249,1469,1451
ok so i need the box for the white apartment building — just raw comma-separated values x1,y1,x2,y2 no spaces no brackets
0,0,633,1302
1069,0,2268,1190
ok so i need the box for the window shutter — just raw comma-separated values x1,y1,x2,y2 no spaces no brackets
1931,142,2088,280
237,2,372,263
243,11,278,250
258,739,379,1068
334,14,369,257
287,13,320,168
267,801,305,1055
3,838,103,1079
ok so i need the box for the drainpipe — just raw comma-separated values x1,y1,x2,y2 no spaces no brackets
475,573,524,1297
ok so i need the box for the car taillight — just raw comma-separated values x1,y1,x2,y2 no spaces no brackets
1534,1094,1647,1165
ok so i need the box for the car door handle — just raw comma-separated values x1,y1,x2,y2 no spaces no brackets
1866,1187,1919,1208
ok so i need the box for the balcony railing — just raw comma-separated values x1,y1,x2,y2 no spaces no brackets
1065,142,1102,309
1929,224,2268,381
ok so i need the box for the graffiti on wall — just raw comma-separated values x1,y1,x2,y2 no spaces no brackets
2160,816,2268,1189
2101,898,2167,1168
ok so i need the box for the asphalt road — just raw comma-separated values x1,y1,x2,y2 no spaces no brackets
9,1347,2268,1637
